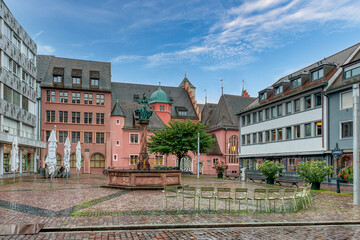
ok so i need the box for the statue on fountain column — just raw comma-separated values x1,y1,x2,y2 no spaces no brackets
135,93,153,170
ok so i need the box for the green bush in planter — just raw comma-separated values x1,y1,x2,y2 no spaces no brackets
296,160,333,184
258,160,283,180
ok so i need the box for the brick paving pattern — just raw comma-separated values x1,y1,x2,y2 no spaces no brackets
2,225,360,239
0,174,359,239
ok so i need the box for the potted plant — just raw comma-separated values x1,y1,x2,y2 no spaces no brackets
339,164,353,183
258,160,283,184
297,160,333,190
213,161,228,178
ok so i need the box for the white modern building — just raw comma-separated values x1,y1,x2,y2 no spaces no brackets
0,0,45,176
238,43,360,177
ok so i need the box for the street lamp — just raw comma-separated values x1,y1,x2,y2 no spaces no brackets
332,143,343,193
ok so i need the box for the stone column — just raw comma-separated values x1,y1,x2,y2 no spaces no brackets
137,123,150,170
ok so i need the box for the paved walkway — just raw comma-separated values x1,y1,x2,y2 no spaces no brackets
0,174,359,239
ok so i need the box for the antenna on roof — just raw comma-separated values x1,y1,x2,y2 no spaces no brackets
205,89,207,104
242,79,245,94
220,79,223,96
184,71,186,77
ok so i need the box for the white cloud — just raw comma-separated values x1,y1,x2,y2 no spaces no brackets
37,45,55,54
33,30,43,40
112,0,360,70
111,55,144,63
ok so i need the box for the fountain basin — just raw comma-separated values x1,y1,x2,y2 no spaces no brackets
103,169,182,190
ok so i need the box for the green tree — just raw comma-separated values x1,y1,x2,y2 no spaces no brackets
148,120,214,170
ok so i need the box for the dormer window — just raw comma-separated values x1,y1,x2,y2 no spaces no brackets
291,78,301,89
90,71,100,89
259,92,267,101
54,75,62,83
274,85,283,95
178,110,187,116
176,106,188,116
53,67,64,86
311,68,324,81
344,62,360,80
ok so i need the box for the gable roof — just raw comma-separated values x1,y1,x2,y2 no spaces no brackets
205,94,255,130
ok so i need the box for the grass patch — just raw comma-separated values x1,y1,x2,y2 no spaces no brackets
311,189,353,196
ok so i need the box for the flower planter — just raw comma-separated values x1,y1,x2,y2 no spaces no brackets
217,173,223,179
311,182,321,190
266,178,275,184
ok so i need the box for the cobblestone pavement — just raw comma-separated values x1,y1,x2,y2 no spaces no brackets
0,174,359,239
2,225,360,239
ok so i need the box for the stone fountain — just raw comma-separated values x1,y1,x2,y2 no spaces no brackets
105,94,181,189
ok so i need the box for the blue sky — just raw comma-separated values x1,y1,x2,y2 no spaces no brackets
5,0,360,103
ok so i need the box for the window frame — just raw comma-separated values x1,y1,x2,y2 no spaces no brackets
130,133,139,144
341,121,353,139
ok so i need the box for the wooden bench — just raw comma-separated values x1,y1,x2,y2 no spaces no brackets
225,170,240,180
275,178,300,187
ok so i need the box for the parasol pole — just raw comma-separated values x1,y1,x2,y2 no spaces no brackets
13,171,15,183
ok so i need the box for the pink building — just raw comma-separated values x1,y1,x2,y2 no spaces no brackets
38,56,112,173
109,76,254,175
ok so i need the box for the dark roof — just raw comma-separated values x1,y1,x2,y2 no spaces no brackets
245,42,360,112
111,99,124,116
206,95,255,130
207,134,223,155
111,82,198,120
178,76,196,88
37,55,111,92
200,103,217,126
118,101,165,130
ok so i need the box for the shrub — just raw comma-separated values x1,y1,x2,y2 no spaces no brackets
297,160,333,183
339,164,353,182
258,160,283,179
213,161,228,174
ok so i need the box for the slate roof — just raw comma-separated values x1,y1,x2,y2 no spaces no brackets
37,55,111,92
178,76,196,88
204,95,255,131
117,101,165,130
200,103,217,126
111,99,124,116
111,82,198,120
207,134,223,155
240,42,360,113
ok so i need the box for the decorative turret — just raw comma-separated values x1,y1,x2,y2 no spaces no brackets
149,85,171,104
178,73,200,118
149,84,172,125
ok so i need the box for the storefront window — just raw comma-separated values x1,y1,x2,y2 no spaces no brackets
22,148,35,172
3,144,11,173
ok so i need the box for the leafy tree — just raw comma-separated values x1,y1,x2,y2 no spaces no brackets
148,120,214,170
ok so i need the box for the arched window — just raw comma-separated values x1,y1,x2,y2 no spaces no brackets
90,153,105,168
70,153,84,168
228,135,239,164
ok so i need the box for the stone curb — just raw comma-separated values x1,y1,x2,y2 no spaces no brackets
41,221,360,233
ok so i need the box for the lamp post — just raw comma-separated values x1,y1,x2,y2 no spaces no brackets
332,143,343,193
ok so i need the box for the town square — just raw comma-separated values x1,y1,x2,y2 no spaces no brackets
1,0,360,239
